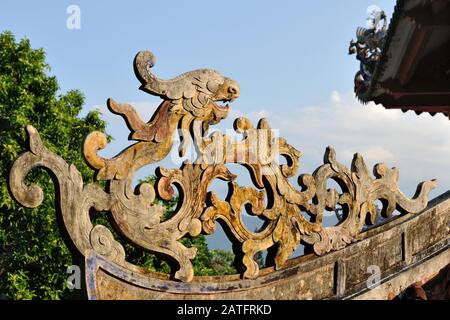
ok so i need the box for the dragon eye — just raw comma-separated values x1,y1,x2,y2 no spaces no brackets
206,80,219,92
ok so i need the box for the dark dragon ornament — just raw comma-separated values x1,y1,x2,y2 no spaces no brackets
349,8,388,97
8,50,436,283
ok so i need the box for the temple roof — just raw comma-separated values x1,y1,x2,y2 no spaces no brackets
353,0,450,119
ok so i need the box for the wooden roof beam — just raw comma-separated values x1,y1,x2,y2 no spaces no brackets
374,94,450,107
396,27,432,85
381,79,450,96
405,0,450,26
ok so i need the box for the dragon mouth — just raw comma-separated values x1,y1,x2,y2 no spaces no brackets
208,98,234,124
213,98,234,112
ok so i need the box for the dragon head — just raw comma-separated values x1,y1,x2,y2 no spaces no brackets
134,51,240,127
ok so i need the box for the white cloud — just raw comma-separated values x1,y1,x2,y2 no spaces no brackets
330,90,341,104
342,146,394,164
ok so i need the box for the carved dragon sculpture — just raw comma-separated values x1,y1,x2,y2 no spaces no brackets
85,51,240,181
8,50,437,283
81,51,239,281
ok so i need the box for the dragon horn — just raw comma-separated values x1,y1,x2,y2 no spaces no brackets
134,50,173,97
356,27,367,40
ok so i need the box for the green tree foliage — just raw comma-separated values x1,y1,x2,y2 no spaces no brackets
123,232,237,277
0,31,236,299
0,31,108,299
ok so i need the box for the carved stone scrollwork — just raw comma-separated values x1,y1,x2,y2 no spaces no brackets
8,50,437,283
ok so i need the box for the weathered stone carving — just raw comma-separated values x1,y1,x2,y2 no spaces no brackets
8,50,436,284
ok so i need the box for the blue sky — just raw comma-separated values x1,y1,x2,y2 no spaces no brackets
2,1,450,252
1,0,395,111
